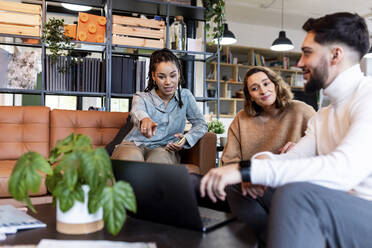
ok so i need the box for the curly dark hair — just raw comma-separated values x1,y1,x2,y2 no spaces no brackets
145,48,184,108
243,66,293,117
302,12,370,60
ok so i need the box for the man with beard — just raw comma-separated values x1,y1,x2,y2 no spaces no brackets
200,12,372,248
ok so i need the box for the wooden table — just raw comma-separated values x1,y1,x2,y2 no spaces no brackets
0,204,258,248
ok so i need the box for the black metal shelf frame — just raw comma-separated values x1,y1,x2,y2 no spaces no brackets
0,0,218,114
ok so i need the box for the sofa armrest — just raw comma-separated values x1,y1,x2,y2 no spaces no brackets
180,132,217,175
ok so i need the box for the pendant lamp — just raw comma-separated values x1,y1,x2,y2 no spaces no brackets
213,23,237,45
270,0,294,51
365,46,372,59
61,3,92,12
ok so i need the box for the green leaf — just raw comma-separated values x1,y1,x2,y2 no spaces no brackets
54,182,84,212
208,120,225,134
55,152,80,190
50,133,93,164
8,152,52,212
88,185,105,214
81,148,113,189
45,171,63,193
100,181,137,235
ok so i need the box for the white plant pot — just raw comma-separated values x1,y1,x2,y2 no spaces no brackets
56,185,104,234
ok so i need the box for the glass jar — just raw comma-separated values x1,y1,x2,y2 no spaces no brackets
170,16,187,50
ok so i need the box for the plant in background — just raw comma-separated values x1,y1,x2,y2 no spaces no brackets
203,0,226,41
208,119,225,134
8,133,136,236
41,17,72,63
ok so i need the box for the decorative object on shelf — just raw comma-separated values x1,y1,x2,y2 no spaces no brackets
8,133,137,236
41,17,72,63
208,119,225,134
235,90,244,98
207,85,217,98
77,12,106,43
208,119,226,147
112,15,165,48
64,24,77,40
270,0,294,51
203,0,226,41
212,23,236,45
170,16,187,50
0,0,41,37
7,47,41,89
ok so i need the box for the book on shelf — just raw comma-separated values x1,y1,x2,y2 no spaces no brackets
112,56,148,94
253,52,265,66
45,55,103,93
121,56,135,94
111,56,122,93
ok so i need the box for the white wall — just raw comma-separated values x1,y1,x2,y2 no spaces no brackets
228,21,306,52
364,58,372,76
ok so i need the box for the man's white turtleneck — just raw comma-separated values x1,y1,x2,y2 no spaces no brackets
251,64,372,200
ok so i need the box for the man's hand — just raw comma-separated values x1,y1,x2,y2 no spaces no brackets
200,164,242,202
279,141,296,154
140,117,158,138
241,182,266,199
165,133,186,152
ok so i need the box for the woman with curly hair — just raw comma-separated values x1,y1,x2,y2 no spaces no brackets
221,66,315,242
111,48,207,164
221,66,315,165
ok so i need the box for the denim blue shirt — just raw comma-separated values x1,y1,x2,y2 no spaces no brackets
123,88,207,149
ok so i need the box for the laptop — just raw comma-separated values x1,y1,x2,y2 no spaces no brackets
112,160,235,232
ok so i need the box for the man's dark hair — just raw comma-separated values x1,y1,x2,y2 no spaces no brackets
302,12,370,59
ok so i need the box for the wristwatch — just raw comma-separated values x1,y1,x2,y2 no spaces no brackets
239,160,251,182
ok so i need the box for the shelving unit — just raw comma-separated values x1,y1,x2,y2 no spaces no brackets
206,45,305,117
0,0,215,112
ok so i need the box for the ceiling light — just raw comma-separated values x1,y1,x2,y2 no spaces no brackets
271,31,294,51
61,3,92,12
213,24,237,45
270,0,294,51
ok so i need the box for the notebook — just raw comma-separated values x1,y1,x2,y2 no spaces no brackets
0,205,46,232
112,160,235,232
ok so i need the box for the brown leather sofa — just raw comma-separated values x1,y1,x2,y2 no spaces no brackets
0,106,216,206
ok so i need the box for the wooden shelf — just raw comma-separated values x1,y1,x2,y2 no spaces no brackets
207,44,303,117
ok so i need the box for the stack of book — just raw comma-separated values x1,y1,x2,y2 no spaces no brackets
111,56,149,94
45,56,104,92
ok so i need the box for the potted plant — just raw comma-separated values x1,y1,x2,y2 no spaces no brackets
42,17,73,62
203,0,226,41
8,133,136,236
208,119,226,146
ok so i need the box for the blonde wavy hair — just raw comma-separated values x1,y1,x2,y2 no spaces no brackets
243,66,293,117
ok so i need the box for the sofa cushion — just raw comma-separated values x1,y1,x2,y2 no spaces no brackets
0,160,47,198
0,106,50,160
50,109,129,149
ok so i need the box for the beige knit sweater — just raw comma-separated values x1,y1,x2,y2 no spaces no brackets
221,100,315,165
